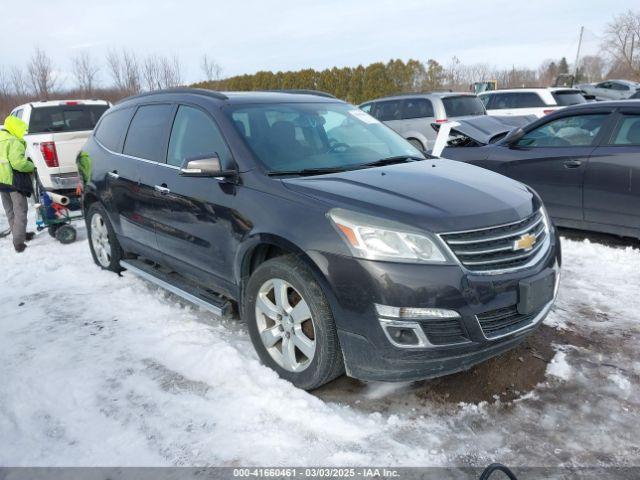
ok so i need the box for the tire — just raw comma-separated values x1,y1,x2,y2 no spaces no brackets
244,255,344,390
86,202,123,272
408,138,424,151
55,224,77,244
48,224,60,238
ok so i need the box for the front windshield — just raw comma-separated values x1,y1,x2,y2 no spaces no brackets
227,102,421,173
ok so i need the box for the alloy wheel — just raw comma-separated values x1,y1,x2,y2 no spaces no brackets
255,278,316,372
90,212,112,268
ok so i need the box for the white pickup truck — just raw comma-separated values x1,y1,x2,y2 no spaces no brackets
9,99,110,194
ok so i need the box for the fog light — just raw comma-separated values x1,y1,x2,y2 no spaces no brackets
385,326,420,346
376,304,461,349
375,304,459,319
379,318,431,348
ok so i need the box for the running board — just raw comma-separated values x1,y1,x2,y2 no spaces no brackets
120,259,233,318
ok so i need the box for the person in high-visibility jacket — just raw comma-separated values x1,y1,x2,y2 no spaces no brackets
0,115,35,252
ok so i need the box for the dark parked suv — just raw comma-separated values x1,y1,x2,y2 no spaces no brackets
80,88,561,390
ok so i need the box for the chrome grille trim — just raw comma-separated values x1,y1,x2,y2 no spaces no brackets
438,210,551,274
445,215,543,245
462,238,546,266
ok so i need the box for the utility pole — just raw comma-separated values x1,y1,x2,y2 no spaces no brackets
573,26,584,79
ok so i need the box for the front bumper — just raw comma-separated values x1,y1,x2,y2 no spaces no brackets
308,229,561,382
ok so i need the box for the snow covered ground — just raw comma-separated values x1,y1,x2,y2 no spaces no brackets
1,213,639,467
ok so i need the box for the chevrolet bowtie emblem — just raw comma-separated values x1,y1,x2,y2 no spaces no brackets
513,233,537,251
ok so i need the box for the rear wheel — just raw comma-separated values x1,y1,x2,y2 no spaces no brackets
245,255,344,390
86,203,123,272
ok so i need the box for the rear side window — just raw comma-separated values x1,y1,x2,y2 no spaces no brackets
28,105,109,134
95,107,134,152
517,114,608,147
123,104,174,161
487,92,546,109
552,91,587,106
401,98,434,119
359,103,372,114
611,83,629,91
441,96,485,117
370,100,401,121
610,115,640,145
168,105,231,167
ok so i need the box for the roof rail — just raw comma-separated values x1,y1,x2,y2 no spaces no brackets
117,87,228,104
266,89,337,99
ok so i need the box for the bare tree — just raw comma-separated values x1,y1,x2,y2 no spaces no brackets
578,55,606,83
27,47,57,98
106,49,141,95
602,10,640,80
0,67,10,99
143,54,181,91
10,67,30,97
106,50,124,91
160,55,181,88
142,54,162,91
201,54,223,82
71,52,100,95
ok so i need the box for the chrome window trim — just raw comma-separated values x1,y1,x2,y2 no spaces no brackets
95,137,180,170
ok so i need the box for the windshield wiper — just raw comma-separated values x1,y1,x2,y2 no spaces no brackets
267,156,426,177
358,155,425,168
267,166,355,177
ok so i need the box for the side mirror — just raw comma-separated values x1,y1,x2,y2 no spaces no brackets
179,153,236,178
502,127,525,146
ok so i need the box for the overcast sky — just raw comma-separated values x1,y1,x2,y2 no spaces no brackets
1,0,636,86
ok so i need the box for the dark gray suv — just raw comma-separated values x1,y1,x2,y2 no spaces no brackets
80,88,561,390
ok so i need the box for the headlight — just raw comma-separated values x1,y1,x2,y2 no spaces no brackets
328,208,448,263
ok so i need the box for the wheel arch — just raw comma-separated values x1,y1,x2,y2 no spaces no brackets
236,234,340,315
403,131,429,149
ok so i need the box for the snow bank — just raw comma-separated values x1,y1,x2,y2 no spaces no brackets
1,222,639,467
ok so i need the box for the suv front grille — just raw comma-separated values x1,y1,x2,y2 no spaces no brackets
440,210,548,273
420,318,469,345
476,305,540,339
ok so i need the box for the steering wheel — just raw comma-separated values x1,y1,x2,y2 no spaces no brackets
328,142,350,153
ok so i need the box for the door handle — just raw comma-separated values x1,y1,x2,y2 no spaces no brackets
563,160,582,169
154,184,170,195
107,170,119,179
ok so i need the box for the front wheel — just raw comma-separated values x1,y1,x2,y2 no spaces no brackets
245,255,344,390
86,203,123,272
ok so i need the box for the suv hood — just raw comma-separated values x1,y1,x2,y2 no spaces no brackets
282,159,537,233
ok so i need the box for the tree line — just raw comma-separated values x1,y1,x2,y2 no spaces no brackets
1,9,639,119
